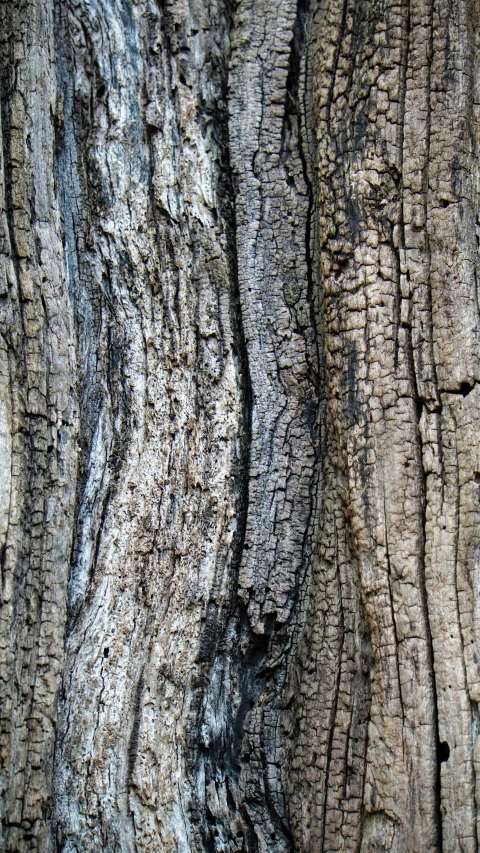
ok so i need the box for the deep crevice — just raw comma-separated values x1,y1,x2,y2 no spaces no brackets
127,667,145,787
415,383,444,853
190,2,320,851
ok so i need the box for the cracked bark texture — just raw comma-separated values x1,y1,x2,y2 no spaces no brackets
1,0,480,851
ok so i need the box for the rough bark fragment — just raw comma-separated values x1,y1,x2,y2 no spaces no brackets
1,1,480,852
190,2,321,851
52,1,244,851
0,0,78,850
284,1,480,851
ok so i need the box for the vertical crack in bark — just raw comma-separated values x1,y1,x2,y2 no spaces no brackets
53,0,121,627
412,341,444,852
282,0,318,370
415,380,446,853
192,1,321,850
320,532,344,853
398,1,443,846
127,667,145,790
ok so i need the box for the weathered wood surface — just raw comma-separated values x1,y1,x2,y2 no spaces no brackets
1,0,480,851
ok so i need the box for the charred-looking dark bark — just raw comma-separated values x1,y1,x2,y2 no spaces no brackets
1,0,480,851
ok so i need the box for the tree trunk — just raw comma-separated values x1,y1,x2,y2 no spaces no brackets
1,0,480,851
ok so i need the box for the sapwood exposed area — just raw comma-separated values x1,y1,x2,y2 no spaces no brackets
1,0,480,851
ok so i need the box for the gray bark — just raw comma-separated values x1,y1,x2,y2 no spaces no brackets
1,0,480,851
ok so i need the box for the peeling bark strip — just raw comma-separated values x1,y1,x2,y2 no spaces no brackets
1,0,480,851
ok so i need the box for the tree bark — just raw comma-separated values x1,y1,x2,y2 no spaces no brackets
1,0,480,851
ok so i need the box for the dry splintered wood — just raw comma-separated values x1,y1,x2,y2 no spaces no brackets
1,0,480,851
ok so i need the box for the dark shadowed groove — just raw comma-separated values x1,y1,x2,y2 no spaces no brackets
53,0,131,630
402,1,443,844
127,667,145,787
189,2,322,851
321,557,344,853
415,394,443,852
282,0,314,309
182,0,254,848
392,0,410,374
0,59,19,286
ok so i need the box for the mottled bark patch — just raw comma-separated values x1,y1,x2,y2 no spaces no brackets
1,1,480,852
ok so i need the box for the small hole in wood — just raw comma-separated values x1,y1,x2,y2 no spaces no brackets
438,741,450,763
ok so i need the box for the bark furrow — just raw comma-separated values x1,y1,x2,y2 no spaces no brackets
1,1,480,852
